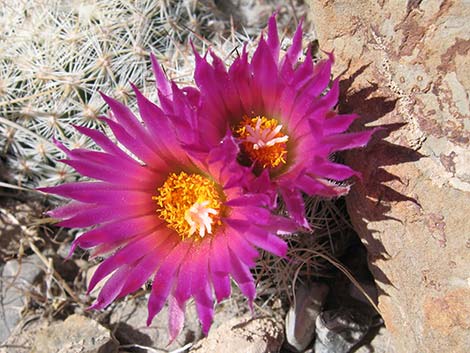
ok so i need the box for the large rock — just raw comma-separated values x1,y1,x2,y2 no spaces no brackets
306,1,470,352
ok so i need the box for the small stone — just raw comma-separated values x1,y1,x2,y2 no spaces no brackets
31,314,119,353
190,315,284,353
285,282,329,351
314,308,372,353
0,255,43,343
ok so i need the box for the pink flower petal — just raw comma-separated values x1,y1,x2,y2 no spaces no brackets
229,49,255,114
211,272,231,303
46,201,94,220
321,129,378,154
101,93,157,152
168,294,185,343
209,234,231,275
101,117,168,169
229,249,255,309
147,241,191,326
72,125,133,162
298,175,350,197
117,236,177,299
267,14,280,63
280,187,309,229
150,53,172,98
88,265,130,310
73,215,161,250
323,114,360,135
226,226,259,267
194,280,214,335
297,56,333,99
87,229,171,293
310,158,361,181
290,46,313,89
251,37,280,115
284,19,303,65
246,226,288,258
38,182,150,202
131,83,186,161
59,157,149,186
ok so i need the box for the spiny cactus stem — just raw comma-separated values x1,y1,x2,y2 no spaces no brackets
0,117,58,149
0,88,59,107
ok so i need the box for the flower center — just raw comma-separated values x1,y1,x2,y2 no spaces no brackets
235,115,289,169
153,172,225,240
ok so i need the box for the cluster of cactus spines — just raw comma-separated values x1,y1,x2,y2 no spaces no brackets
0,0,308,189
254,196,352,303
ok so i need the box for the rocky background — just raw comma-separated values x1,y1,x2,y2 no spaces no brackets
1,0,469,353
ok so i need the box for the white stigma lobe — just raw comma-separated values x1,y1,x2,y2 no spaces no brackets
184,201,218,238
245,119,288,150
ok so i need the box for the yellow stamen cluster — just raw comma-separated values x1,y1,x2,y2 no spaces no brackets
153,172,224,240
235,115,289,168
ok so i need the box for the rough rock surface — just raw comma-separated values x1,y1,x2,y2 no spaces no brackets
306,1,470,352
190,315,284,353
31,314,119,353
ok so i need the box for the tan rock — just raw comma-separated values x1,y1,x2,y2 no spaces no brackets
190,315,284,353
31,314,119,353
306,0,470,352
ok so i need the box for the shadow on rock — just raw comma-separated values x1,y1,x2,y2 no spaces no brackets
337,65,425,294
110,322,153,352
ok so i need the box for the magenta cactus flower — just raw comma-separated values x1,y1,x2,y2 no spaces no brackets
40,57,295,340
191,15,376,227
